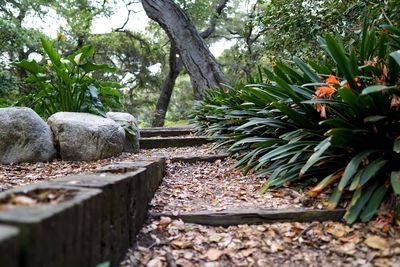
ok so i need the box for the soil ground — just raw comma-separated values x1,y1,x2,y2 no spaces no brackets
1,144,399,267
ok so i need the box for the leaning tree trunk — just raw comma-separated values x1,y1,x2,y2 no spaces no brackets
150,0,229,127
152,41,183,127
141,0,228,100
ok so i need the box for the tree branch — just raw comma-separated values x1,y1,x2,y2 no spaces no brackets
200,0,229,39
115,9,132,31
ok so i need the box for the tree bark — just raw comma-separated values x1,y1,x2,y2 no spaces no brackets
152,41,183,127
149,0,229,127
141,0,228,100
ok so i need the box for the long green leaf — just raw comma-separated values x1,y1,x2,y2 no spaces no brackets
14,59,44,75
323,35,356,89
360,184,388,222
40,38,61,66
271,102,313,128
338,150,377,191
344,182,379,224
361,85,396,95
359,158,388,186
293,57,321,83
391,171,400,194
390,50,400,66
300,138,330,176
80,62,115,73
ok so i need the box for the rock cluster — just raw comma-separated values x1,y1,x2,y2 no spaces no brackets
0,107,56,164
0,108,140,164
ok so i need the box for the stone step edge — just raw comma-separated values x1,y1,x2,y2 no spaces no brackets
0,158,166,267
139,137,213,149
169,154,228,163
140,127,193,137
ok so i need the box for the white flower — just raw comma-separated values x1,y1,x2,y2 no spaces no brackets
36,73,46,78
47,60,53,67
74,53,82,65
60,58,69,64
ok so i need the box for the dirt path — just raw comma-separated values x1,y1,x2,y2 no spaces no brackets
120,157,400,267
2,142,399,266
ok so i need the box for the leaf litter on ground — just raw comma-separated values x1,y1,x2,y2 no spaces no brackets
1,143,399,266
120,158,400,267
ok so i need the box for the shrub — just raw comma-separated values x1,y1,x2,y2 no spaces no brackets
192,22,400,223
15,37,123,118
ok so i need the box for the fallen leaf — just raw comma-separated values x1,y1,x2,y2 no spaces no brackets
326,224,352,238
183,251,194,260
209,234,222,242
204,248,223,261
336,242,356,255
147,257,163,267
364,236,389,250
270,242,284,253
241,248,255,257
339,234,362,244
171,239,192,249
158,216,172,227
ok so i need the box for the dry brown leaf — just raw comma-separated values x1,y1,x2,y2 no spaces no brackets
171,239,192,249
241,248,256,257
209,234,222,243
147,257,164,267
270,242,284,253
12,195,36,205
158,216,172,227
336,242,356,255
364,235,389,250
339,234,361,244
204,248,223,261
326,224,352,238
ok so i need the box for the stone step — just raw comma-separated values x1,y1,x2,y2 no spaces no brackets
139,136,212,149
170,154,228,163
0,158,165,267
139,127,193,137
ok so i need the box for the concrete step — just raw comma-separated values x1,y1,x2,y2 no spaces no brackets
140,127,193,137
139,136,212,149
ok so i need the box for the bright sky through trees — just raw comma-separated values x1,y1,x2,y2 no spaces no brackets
23,1,240,57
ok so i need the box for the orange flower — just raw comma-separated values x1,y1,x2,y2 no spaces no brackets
316,85,336,98
312,95,327,118
354,77,362,87
325,75,340,85
380,28,390,34
343,77,362,89
391,94,400,110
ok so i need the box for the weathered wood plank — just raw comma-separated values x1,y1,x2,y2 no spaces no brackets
150,208,346,226
170,154,228,163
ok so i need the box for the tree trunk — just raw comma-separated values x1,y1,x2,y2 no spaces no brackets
152,42,183,127
141,0,228,100
148,0,229,126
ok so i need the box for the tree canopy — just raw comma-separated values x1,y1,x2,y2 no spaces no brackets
1,0,399,125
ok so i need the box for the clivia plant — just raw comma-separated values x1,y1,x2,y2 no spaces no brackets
192,21,400,223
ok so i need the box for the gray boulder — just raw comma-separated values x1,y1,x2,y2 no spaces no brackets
0,107,56,164
106,112,140,153
48,112,125,161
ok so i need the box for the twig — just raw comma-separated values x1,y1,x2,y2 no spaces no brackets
115,9,132,31
381,7,393,26
295,221,319,240
165,252,177,267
